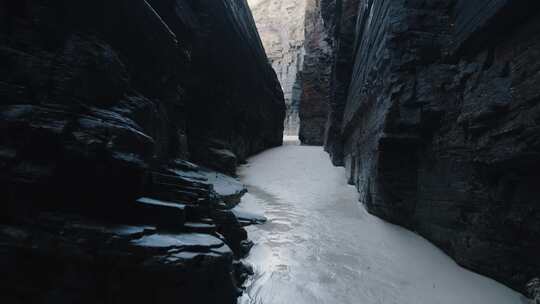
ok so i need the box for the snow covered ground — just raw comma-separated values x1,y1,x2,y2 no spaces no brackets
169,165,247,205
236,138,525,304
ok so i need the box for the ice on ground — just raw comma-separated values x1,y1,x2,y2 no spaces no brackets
200,168,246,197
238,142,525,304
132,233,223,249
136,197,186,210
171,167,247,198
184,222,216,229
232,208,267,225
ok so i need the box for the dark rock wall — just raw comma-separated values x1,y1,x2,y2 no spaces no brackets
325,0,540,292
0,0,284,202
323,0,360,165
1,0,184,205
146,0,285,175
161,0,286,169
0,0,283,303
298,0,335,145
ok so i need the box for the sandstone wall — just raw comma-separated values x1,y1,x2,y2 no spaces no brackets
248,0,306,136
326,0,540,292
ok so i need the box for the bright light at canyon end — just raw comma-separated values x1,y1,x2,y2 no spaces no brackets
247,0,307,136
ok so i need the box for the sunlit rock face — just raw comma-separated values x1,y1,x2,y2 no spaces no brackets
248,0,307,136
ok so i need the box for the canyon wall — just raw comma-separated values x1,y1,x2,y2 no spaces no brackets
248,0,306,136
298,0,335,145
0,0,284,303
323,0,540,293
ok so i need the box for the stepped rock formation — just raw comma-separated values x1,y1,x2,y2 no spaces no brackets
315,0,540,293
0,0,284,303
247,0,306,136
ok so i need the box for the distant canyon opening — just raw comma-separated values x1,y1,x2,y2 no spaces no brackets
247,0,345,147
247,0,307,139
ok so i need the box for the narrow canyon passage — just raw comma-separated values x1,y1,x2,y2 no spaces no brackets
2,0,540,303
236,138,522,304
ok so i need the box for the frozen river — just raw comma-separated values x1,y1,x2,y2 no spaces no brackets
236,137,524,304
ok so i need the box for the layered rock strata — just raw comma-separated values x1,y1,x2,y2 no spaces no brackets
323,0,540,293
247,0,307,136
171,0,285,173
298,0,335,145
322,0,359,165
0,0,282,303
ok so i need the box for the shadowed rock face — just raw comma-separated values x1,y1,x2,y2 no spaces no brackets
0,0,283,302
247,0,306,137
298,0,335,145
157,0,286,172
322,0,359,165
321,0,540,293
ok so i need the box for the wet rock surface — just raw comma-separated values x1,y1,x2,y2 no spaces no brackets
0,0,283,303
317,0,540,293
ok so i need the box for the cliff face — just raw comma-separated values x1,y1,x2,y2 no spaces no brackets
247,0,306,136
298,0,335,145
0,0,284,302
324,0,540,292
173,0,286,173
323,0,359,165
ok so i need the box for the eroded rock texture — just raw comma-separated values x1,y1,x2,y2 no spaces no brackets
325,0,540,293
298,0,336,145
248,0,306,136
0,0,282,303
171,0,286,172
322,0,359,165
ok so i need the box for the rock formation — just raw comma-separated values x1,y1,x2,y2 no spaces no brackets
298,0,335,145
0,0,284,303
316,0,540,294
247,0,307,136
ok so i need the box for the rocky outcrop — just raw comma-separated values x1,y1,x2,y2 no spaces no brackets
298,0,335,145
323,0,540,293
0,0,283,303
1,171,252,304
247,0,306,136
